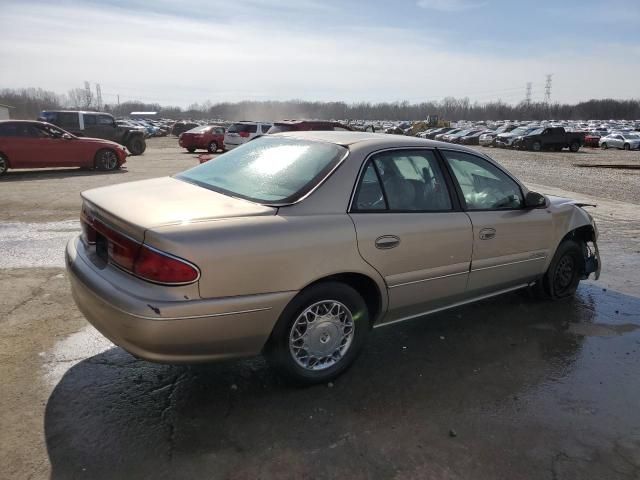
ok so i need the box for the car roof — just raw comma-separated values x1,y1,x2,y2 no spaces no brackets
275,131,482,154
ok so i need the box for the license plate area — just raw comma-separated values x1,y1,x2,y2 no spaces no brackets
96,233,108,262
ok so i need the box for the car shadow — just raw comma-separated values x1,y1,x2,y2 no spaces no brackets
44,284,640,479
1,168,127,181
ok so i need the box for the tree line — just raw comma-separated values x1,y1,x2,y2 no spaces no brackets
2,87,639,121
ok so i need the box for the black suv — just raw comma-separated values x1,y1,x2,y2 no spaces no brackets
39,111,146,155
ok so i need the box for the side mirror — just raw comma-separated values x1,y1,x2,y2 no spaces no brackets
62,133,73,140
525,191,546,209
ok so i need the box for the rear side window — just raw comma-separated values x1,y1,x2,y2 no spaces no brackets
261,124,271,134
0,124,18,137
56,112,79,128
353,150,452,212
228,123,257,134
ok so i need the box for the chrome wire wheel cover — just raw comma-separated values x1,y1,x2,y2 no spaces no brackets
0,156,6,173
289,300,355,371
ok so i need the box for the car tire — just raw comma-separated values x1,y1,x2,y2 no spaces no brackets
187,148,196,153
207,141,218,153
0,154,8,176
623,143,631,151
266,281,369,385
569,141,580,152
127,137,146,156
94,149,120,171
535,239,584,300
601,143,608,149
532,141,542,152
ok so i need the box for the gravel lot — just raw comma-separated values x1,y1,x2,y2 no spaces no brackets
1,136,639,479
476,145,640,205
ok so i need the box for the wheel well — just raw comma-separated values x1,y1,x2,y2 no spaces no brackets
303,273,383,326
560,225,596,245
0,151,8,166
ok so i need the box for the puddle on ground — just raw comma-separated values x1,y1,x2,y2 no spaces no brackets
0,220,80,269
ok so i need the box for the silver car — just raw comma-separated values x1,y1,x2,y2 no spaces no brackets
599,132,640,150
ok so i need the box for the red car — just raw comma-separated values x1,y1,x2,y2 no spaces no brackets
584,133,601,148
179,125,226,153
0,120,127,176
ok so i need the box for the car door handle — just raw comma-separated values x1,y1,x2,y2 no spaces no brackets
479,228,496,240
375,235,400,249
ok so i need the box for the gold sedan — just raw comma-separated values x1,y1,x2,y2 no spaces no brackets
66,132,600,384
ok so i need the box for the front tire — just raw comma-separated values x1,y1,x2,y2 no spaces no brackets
623,143,631,151
536,240,584,299
532,141,542,152
187,147,196,153
601,142,608,149
127,137,146,156
0,154,8,176
94,149,120,171
266,282,369,385
207,141,218,153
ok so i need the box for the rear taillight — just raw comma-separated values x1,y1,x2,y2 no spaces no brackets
80,213,199,285
133,246,199,284
239,131,250,138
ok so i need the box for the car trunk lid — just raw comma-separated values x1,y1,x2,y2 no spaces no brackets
81,176,276,241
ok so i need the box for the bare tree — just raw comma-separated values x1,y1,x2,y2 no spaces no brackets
67,87,93,109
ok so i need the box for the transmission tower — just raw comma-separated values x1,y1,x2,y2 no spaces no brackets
96,83,103,111
544,74,553,103
525,82,532,105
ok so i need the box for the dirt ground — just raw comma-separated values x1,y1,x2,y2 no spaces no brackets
1,137,639,479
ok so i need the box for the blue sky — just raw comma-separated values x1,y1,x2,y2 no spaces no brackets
1,0,639,106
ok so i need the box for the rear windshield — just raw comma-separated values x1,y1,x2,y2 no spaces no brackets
176,137,347,205
228,123,257,134
185,126,211,133
267,125,294,134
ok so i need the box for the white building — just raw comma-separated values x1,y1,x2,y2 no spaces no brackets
0,104,12,120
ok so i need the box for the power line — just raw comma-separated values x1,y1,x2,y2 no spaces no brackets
525,82,532,105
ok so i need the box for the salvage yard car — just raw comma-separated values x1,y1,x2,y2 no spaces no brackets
0,120,127,175
39,110,146,155
179,125,226,153
599,132,640,150
513,127,585,152
66,132,600,384
223,121,272,150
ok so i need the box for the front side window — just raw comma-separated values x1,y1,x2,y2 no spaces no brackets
83,114,97,126
442,151,523,210
353,150,452,212
97,115,114,126
176,136,347,205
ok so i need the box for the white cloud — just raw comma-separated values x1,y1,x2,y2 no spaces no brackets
416,0,485,12
0,1,638,106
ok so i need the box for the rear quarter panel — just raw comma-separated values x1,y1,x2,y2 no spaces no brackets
145,214,387,303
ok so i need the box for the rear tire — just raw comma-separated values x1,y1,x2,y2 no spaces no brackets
127,137,146,156
624,143,631,151
569,141,580,152
94,149,120,171
207,141,218,153
532,141,542,152
187,147,196,153
266,281,369,385
535,240,583,300
601,143,608,149
0,154,8,176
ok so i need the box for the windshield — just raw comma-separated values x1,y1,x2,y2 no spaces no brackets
176,137,347,205
267,125,294,134
509,127,528,135
185,126,210,133
529,128,544,135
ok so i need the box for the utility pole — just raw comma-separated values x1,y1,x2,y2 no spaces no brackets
544,74,553,103
96,83,103,111
84,81,91,108
525,82,532,105
117,94,120,106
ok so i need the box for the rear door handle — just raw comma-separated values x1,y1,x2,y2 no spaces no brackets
375,235,400,249
479,228,496,240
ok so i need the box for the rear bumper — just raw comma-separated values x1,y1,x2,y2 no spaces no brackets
65,236,295,363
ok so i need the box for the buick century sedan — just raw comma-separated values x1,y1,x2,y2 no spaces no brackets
66,132,600,384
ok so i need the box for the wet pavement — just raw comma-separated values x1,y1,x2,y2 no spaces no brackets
1,138,639,479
